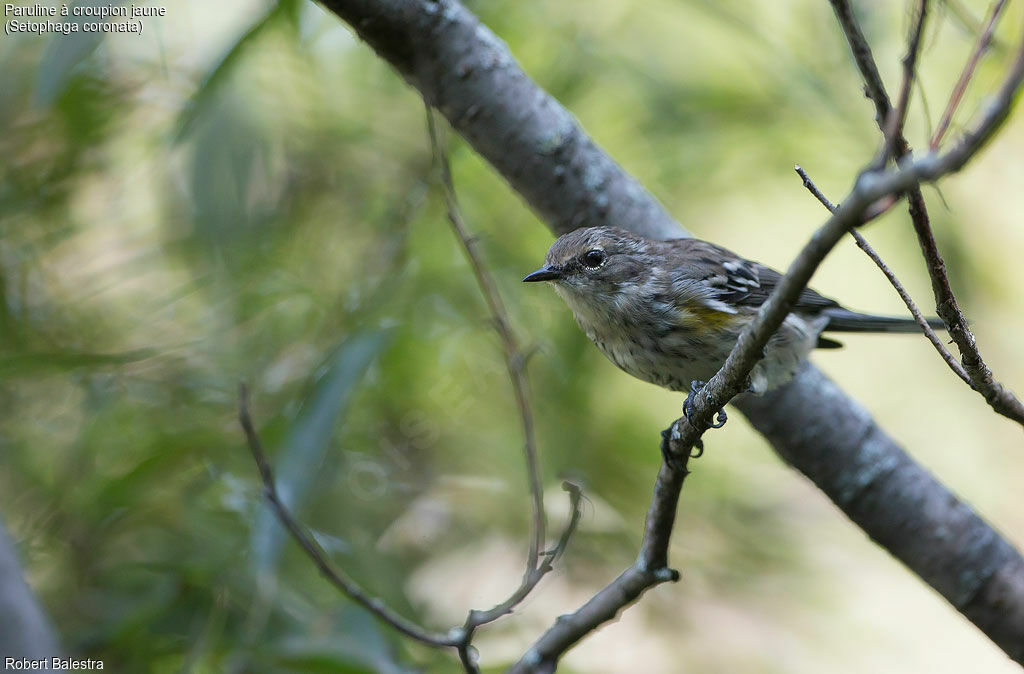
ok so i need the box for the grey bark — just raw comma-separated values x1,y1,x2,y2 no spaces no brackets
0,519,59,670
740,365,1024,662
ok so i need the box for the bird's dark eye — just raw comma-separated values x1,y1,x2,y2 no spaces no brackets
582,249,606,269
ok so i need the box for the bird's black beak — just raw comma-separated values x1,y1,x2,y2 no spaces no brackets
522,266,562,283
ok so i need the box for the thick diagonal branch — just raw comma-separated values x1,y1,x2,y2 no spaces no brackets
317,0,681,241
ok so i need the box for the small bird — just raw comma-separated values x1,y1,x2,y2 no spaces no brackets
523,226,938,426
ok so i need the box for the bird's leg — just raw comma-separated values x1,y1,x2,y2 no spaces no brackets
684,380,728,431
662,381,728,468
682,380,701,423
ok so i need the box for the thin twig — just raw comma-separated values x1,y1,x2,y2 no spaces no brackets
932,0,1009,149
237,385,459,649
830,0,895,126
424,104,552,616
917,76,936,140
849,229,972,386
830,0,1024,427
461,481,584,630
795,164,838,211
794,166,971,385
547,481,585,563
939,0,1011,54
876,0,929,168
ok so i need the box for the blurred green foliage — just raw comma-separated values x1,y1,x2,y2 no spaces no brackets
1,0,1023,672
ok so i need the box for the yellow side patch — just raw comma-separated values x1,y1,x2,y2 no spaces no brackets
682,305,739,331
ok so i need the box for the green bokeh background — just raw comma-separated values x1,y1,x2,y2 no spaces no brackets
1,0,1023,672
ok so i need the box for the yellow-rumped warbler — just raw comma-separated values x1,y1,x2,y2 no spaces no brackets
523,226,938,411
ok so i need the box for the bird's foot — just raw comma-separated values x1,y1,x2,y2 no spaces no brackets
660,424,696,470
684,380,728,431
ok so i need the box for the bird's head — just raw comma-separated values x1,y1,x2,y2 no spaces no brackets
522,226,654,302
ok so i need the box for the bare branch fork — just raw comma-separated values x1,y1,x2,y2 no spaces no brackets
236,101,592,672
794,164,971,385
239,384,584,671
829,0,1024,426
673,36,1024,465
238,385,455,648
241,105,589,670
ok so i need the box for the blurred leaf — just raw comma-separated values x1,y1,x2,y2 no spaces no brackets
34,1,109,105
174,0,297,142
54,70,116,146
0,349,155,378
251,329,392,580
187,97,271,244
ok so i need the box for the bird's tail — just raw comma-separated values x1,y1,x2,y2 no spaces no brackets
821,307,944,333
